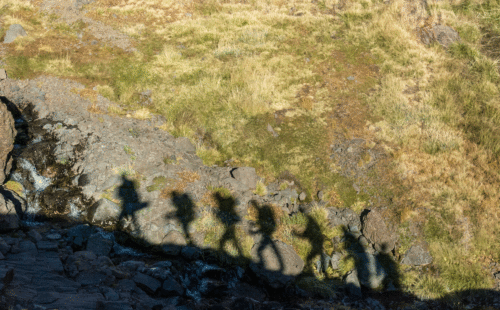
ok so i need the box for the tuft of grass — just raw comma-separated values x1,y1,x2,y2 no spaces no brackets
206,184,232,199
163,155,178,165
58,157,69,165
128,128,140,138
253,180,267,196
196,145,224,166
123,145,134,155
146,176,170,192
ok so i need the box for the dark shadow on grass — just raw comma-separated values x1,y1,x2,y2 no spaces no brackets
248,200,284,273
293,214,329,274
214,191,244,257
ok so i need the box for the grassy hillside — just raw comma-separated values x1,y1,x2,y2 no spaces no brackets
2,0,500,299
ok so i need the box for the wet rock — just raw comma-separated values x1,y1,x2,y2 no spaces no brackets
100,286,120,301
3,24,27,44
97,300,133,310
401,242,433,266
76,270,108,286
86,233,113,256
361,209,397,254
250,239,304,288
132,272,161,294
36,240,59,251
119,260,146,272
181,246,201,260
0,237,11,254
27,229,43,242
160,277,185,297
0,102,16,184
66,224,94,248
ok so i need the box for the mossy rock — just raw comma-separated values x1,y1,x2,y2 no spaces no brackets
4,181,24,197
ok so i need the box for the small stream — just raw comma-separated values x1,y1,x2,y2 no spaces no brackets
5,101,92,226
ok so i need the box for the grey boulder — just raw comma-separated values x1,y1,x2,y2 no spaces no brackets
4,24,27,44
401,242,433,266
420,24,460,48
250,239,304,288
361,209,397,254
230,167,259,191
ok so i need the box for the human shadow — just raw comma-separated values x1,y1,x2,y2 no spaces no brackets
340,225,409,305
293,214,329,274
248,200,284,273
376,243,401,290
214,192,243,257
165,190,196,245
116,175,149,238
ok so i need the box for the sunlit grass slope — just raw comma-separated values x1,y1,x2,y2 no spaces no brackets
2,0,500,299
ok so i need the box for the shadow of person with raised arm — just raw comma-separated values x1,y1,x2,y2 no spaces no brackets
293,214,329,274
249,200,284,273
214,191,243,257
117,175,149,238
164,190,196,245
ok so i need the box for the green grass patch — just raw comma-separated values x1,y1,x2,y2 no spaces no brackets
123,145,134,155
206,184,232,199
146,176,169,192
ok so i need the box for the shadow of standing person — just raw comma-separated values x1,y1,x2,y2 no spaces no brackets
214,192,243,257
342,226,388,296
293,214,329,274
249,200,284,272
117,175,149,238
376,243,402,290
165,190,196,245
